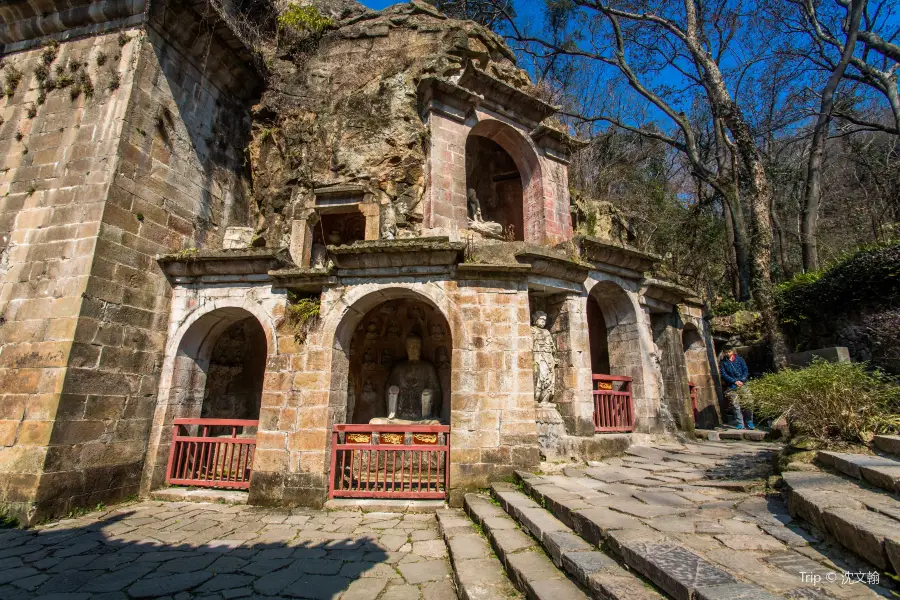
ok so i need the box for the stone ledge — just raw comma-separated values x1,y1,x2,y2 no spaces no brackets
576,236,659,273
158,247,291,278
150,487,248,505
816,451,900,494
516,250,590,284
456,262,530,280
876,435,900,457
327,237,465,270
269,267,337,291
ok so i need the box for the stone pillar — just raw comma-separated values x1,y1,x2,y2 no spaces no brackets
289,209,318,267
424,112,469,236
359,203,381,241
547,294,594,436
651,313,695,434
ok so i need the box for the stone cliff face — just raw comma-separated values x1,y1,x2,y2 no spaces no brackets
247,0,534,245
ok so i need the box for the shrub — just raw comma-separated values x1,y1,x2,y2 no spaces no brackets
776,240,900,326
277,4,333,33
284,292,320,343
737,359,900,444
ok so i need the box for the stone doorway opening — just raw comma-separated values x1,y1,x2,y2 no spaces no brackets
329,294,453,500
466,134,524,241
158,309,268,491
347,298,452,424
586,282,638,432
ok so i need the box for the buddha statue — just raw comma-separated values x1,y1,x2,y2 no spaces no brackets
372,334,441,423
466,188,504,238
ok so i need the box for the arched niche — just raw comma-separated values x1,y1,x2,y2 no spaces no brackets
465,119,543,243
327,289,455,427
587,281,638,377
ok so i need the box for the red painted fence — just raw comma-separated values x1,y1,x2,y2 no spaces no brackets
329,424,450,500
166,418,258,489
593,375,635,433
688,381,698,424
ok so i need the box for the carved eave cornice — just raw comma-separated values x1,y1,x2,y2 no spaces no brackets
0,0,146,52
576,236,660,274
531,124,588,164
158,247,291,280
641,277,699,309
515,250,589,284
456,263,530,281
326,237,465,270
417,77,482,123
269,267,337,292
457,62,558,125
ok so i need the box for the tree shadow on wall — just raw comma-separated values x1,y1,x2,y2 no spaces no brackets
0,506,392,599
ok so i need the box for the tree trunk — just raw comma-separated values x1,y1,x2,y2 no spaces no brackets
722,196,740,299
725,191,752,302
800,0,865,272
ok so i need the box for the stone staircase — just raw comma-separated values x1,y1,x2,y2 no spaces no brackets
778,447,900,574
438,480,787,600
439,442,898,599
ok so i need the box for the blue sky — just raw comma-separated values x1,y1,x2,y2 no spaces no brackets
360,0,399,9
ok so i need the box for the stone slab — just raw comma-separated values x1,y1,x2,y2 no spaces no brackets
610,536,736,600
875,435,900,457
820,506,900,571
694,583,785,600
544,531,592,567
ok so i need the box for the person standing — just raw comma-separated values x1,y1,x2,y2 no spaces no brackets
720,346,754,429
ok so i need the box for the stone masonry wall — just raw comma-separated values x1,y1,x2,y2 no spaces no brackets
248,277,541,508
40,23,256,518
0,9,256,521
0,30,141,518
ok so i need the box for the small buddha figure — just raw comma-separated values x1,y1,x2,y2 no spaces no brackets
429,322,444,342
387,321,402,338
365,321,380,339
531,311,557,405
310,243,328,269
435,346,450,370
466,188,504,238
384,334,441,421
362,346,377,366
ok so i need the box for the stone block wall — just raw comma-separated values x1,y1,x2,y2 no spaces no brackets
651,312,695,434
0,1,258,521
680,305,722,428
247,277,541,508
0,30,141,518
546,294,594,436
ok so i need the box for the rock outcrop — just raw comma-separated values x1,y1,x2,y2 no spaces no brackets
247,0,534,245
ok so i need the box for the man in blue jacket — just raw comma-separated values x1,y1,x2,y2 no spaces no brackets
720,346,754,429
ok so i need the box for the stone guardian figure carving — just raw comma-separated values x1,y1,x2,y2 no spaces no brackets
531,311,557,405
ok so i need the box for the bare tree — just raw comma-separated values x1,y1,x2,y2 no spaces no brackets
791,0,900,135
798,0,866,272
500,0,787,361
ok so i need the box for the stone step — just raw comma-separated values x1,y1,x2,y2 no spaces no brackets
508,477,787,600
462,492,588,600
150,487,248,504
783,470,900,573
696,429,770,442
816,450,900,494
482,485,664,600
435,508,523,600
875,435,900,457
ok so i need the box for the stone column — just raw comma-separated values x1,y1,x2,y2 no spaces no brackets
547,294,594,436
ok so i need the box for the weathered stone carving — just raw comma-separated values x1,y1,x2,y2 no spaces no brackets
531,311,557,405
380,335,441,421
467,188,504,238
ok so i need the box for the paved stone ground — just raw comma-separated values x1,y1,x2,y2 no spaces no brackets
0,503,456,600
532,440,898,599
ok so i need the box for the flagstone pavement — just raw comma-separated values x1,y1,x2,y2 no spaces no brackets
0,503,456,600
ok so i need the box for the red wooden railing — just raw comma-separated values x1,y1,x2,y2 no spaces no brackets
593,375,635,433
329,424,450,500
688,381,698,424
166,418,258,489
